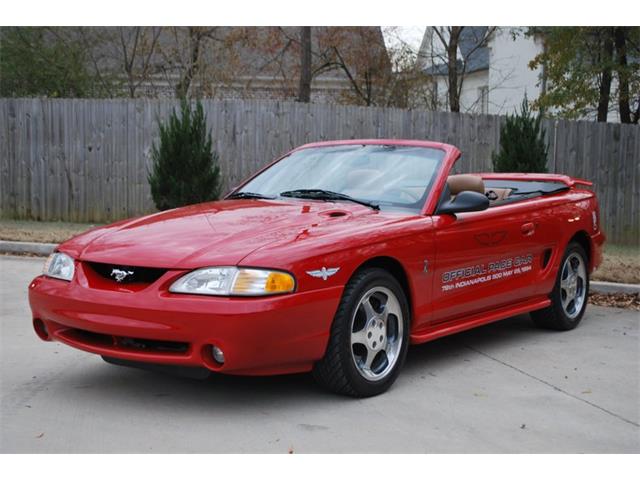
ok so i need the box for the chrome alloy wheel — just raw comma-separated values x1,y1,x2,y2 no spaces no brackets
560,252,587,319
350,286,404,381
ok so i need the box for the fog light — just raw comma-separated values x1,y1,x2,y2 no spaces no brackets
33,318,50,341
211,345,225,364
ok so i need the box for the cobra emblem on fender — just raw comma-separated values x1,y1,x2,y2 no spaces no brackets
306,267,340,281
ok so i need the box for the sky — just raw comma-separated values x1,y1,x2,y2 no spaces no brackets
382,26,426,53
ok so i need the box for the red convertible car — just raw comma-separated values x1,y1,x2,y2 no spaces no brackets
29,139,605,396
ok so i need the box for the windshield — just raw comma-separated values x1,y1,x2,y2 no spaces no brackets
236,145,445,212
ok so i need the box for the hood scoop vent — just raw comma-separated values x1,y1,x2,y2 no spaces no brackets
319,210,349,218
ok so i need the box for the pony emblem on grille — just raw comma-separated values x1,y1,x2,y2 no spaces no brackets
110,268,134,282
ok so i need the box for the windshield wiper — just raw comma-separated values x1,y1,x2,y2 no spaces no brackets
227,191,276,200
280,189,380,210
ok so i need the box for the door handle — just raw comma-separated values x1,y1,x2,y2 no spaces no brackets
521,222,535,236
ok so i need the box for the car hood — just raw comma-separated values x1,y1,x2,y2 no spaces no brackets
62,199,404,269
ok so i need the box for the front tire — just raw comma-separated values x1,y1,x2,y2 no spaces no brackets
313,268,410,397
532,242,589,331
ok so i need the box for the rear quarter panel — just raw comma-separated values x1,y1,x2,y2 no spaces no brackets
466,189,600,300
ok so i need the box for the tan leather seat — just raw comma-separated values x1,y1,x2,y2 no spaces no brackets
447,174,485,195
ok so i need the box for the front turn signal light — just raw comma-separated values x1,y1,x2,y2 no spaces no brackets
231,269,295,296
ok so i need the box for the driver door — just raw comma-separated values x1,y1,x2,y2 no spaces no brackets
429,207,542,324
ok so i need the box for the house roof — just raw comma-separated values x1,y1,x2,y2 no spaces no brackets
424,26,490,76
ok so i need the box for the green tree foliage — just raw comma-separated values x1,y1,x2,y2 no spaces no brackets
492,98,548,173
528,27,640,123
0,27,95,97
148,100,222,210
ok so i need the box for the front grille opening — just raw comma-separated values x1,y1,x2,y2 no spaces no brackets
63,328,189,355
118,337,189,353
85,262,167,284
69,328,114,347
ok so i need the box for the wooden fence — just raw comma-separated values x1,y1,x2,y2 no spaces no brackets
1,98,638,244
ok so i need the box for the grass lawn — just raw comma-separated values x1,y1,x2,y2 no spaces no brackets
1,219,638,284
591,243,640,284
0,219,102,244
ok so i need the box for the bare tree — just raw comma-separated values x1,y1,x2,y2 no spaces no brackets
297,27,312,102
250,27,391,106
171,27,218,98
380,26,440,109
437,26,462,112
318,27,391,106
117,27,162,98
597,29,615,122
431,26,496,112
615,27,632,124
74,27,165,98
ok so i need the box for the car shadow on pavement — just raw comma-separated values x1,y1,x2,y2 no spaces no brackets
57,313,544,409
403,313,540,375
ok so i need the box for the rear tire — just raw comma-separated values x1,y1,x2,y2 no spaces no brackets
313,268,410,397
532,242,589,331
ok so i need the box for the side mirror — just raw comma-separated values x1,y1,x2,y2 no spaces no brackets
437,190,489,215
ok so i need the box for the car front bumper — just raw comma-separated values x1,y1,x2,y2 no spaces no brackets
28,274,343,376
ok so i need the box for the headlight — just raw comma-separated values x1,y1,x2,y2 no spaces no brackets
169,267,295,296
43,252,75,281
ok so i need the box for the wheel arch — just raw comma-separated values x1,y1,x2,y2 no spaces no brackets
568,230,592,269
349,256,413,321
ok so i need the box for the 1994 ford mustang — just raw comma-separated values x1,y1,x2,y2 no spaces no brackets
29,139,605,397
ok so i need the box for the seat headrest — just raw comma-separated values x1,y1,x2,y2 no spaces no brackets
447,174,485,195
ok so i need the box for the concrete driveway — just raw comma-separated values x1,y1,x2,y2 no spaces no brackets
1,255,638,453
